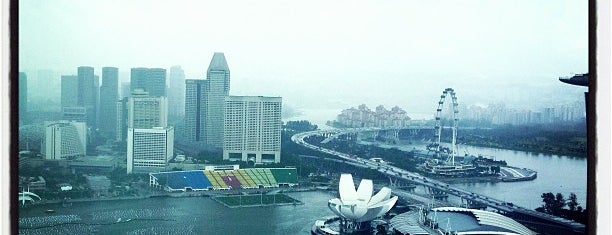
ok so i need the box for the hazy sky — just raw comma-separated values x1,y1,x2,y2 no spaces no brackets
19,0,588,113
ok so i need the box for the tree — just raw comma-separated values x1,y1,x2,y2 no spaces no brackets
567,193,579,211
537,192,587,224
540,192,556,213
284,120,317,132
376,224,387,235
554,193,566,215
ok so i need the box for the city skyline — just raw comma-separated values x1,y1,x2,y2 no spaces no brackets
13,1,599,234
19,1,588,114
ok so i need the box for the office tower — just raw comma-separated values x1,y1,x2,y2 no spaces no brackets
183,53,230,148
116,98,128,142
34,70,61,105
184,79,207,142
127,90,168,129
130,68,167,97
99,67,119,138
19,72,27,124
168,66,185,120
41,121,87,160
120,82,131,99
77,66,97,127
127,127,174,174
61,75,79,107
223,96,282,164
94,75,100,126
205,52,230,148
61,75,86,123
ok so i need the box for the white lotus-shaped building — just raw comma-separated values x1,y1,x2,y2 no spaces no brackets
328,174,398,223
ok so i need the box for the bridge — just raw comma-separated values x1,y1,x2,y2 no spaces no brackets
292,130,586,235
317,126,487,145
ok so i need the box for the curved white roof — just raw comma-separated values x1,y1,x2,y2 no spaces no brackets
328,174,398,222
433,207,536,235
338,174,358,203
19,191,41,200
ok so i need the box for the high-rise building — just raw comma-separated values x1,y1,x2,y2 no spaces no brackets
127,90,168,129
183,52,230,148
205,53,230,148
61,75,79,107
94,75,100,126
127,127,174,174
120,82,131,99
19,72,27,124
184,79,207,142
223,96,282,164
125,89,171,174
130,68,167,97
77,66,97,127
168,66,185,121
61,75,86,123
99,67,119,139
116,98,128,142
33,70,60,107
42,121,87,160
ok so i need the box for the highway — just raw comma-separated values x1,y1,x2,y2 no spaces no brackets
291,129,585,233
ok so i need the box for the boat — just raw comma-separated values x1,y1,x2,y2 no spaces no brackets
45,209,55,214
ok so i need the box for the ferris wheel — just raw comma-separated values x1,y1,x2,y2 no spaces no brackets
433,88,459,165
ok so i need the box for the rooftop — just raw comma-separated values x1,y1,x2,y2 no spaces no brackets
208,52,229,71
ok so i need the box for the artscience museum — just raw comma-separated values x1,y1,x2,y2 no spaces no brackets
326,174,398,232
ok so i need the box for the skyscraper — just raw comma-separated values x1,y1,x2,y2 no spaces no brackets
168,66,185,121
120,82,131,99
77,66,97,127
127,90,168,129
125,90,171,174
183,52,230,148
205,53,230,148
42,121,87,160
184,79,207,142
94,75,100,126
99,67,119,139
19,72,27,124
61,75,78,108
61,75,87,122
130,68,167,97
33,70,60,106
116,98,128,142
223,96,282,164
127,127,174,174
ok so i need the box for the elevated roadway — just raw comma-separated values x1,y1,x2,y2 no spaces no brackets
292,130,585,234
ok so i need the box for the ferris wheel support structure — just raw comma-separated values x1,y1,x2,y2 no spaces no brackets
434,88,459,166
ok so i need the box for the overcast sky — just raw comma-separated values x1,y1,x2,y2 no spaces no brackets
19,0,588,113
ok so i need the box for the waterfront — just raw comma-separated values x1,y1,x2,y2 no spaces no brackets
19,191,336,235
286,107,587,210
361,140,587,210
19,110,588,234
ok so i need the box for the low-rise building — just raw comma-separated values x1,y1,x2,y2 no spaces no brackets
69,155,117,174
